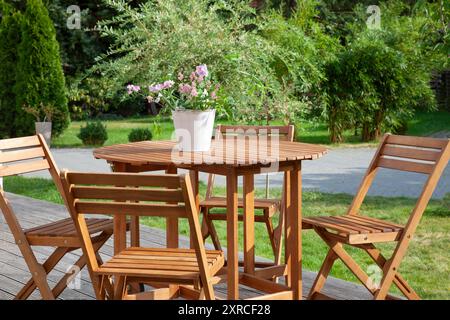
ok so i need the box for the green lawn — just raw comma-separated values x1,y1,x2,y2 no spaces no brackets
51,111,450,148
4,175,449,299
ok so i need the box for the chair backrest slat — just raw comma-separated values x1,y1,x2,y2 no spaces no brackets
66,172,181,189
0,159,50,177
385,134,448,149
381,144,441,162
0,136,41,150
377,158,434,175
72,186,184,203
75,201,187,218
0,147,46,163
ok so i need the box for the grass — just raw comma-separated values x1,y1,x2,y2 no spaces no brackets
4,175,449,299
51,110,450,148
406,110,450,137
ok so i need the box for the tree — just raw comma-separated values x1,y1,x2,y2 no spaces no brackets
14,0,69,136
0,1,21,137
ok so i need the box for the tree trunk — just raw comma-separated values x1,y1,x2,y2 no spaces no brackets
361,111,384,142
329,107,343,143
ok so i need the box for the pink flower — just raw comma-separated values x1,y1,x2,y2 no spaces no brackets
149,80,174,93
163,80,175,89
211,91,217,100
149,84,163,93
197,75,204,83
127,84,141,94
179,83,192,94
191,87,199,97
190,72,197,82
196,64,208,77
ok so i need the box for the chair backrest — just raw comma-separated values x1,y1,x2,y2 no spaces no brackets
348,134,450,232
215,125,294,142
60,171,210,272
206,125,295,199
0,135,64,241
0,134,60,185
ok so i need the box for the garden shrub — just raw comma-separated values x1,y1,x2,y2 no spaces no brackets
91,0,280,122
260,6,341,123
77,121,108,146
322,1,439,143
128,128,153,143
14,0,69,137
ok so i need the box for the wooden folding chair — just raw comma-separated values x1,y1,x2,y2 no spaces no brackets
201,125,294,265
0,135,114,300
60,171,225,300
303,134,450,300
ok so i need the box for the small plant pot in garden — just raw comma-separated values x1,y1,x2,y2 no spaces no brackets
172,109,216,152
35,122,52,147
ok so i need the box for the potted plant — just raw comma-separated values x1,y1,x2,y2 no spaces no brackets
127,64,221,151
23,103,57,146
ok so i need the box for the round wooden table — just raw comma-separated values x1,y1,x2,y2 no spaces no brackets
94,138,327,300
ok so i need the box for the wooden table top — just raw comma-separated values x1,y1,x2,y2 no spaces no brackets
94,139,327,170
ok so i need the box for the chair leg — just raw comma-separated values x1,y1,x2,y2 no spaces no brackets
201,279,215,300
308,249,338,299
16,244,59,300
361,244,420,300
273,206,285,267
113,276,127,300
315,228,377,295
51,250,88,298
15,247,69,300
86,231,113,300
264,210,277,262
202,208,222,251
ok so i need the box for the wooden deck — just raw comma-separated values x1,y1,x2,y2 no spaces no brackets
0,193,377,300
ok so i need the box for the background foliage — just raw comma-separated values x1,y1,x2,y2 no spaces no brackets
0,0,448,141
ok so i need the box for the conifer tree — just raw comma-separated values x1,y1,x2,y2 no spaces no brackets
14,0,69,136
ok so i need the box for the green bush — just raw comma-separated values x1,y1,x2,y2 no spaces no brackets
14,0,69,137
128,128,153,143
92,0,279,122
77,122,108,146
321,1,439,143
0,2,21,138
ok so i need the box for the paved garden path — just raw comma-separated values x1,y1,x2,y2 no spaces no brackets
24,147,449,199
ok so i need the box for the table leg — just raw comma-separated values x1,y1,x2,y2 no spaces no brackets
111,162,128,254
166,166,178,248
284,171,291,287
289,162,302,300
243,174,255,274
226,168,239,300
189,170,200,249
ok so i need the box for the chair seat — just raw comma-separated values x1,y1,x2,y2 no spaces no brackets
303,215,404,245
201,197,280,212
97,247,224,283
24,218,114,247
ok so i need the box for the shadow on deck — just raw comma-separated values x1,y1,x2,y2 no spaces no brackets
0,193,376,300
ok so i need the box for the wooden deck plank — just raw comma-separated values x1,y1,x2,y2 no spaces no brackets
0,193,382,300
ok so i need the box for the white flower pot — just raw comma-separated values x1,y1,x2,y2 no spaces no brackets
172,109,216,152
35,122,52,147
